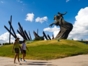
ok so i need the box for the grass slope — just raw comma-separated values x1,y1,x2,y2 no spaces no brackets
0,39,88,60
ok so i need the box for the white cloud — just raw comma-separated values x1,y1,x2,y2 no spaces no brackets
35,16,48,23
0,32,23,43
66,0,70,2
0,32,9,42
43,26,60,37
68,7,88,40
25,13,34,22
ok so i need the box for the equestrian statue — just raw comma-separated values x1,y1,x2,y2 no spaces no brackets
50,12,73,39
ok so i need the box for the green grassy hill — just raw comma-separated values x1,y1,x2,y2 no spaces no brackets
0,39,88,60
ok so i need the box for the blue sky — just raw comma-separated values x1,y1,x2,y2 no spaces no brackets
0,0,88,43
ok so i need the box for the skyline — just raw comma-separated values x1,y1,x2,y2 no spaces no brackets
0,0,88,43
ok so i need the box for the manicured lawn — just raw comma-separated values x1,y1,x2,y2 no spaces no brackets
0,39,88,60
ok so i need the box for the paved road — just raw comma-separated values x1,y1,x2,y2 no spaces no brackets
0,55,88,66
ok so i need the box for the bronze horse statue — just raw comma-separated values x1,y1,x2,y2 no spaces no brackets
50,12,73,39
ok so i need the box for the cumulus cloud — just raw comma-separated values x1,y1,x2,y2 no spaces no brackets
35,16,48,23
25,13,34,22
43,26,60,37
68,7,88,40
0,32,10,43
0,32,23,43
66,0,70,2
